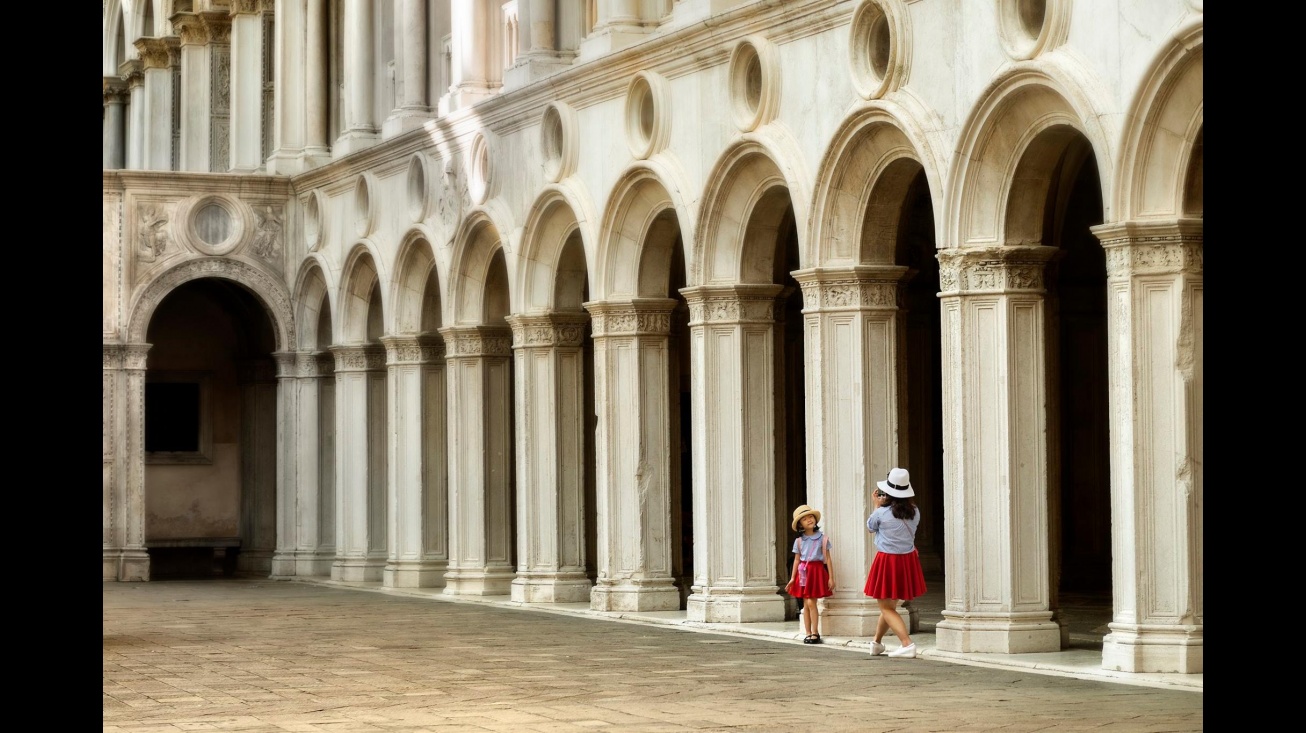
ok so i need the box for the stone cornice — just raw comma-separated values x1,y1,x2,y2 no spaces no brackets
584,298,678,337
438,326,513,358
506,313,589,348
381,334,447,365
792,266,911,312
330,344,387,372
681,284,784,325
936,246,1056,295
103,343,152,371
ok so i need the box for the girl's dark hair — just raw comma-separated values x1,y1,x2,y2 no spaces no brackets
886,495,917,520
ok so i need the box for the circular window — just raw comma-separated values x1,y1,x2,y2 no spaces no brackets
541,102,578,183
849,0,910,100
468,132,493,205
728,37,779,132
407,154,433,223
354,173,376,237
625,71,670,160
998,0,1067,60
195,203,232,246
305,189,326,252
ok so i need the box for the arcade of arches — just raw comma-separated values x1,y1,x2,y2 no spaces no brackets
103,0,1202,675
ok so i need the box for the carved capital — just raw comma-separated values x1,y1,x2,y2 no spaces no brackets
584,299,677,337
294,351,336,377
438,326,513,358
331,345,387,372
117,58,144,86
103,76,129,104
506,313,589,348
681,284,784,325
201,12,232,43
103,343,152,371
792,266,911,311
1094,219,1204,278
230,0,261,15
936,246,1055,294
171,13,209,45
381,334,447,365
134,37,180,69
272,352,298,379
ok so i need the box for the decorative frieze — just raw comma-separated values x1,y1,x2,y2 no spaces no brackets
381,335,448,365
438,326,513,358
331,344,387,372
506,314,588,348
792,266,911,311
936,246,1055,294
584,299,677,336
1094,220,1204,278
293,351,336,377
681,284,783,325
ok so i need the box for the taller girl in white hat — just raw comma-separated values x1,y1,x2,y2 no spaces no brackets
863,467,927,658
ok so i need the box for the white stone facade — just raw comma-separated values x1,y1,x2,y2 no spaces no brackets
103,0,1203,675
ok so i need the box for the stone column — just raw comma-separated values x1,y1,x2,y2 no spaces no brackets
1094,219,1203,673
291,351,337,576
133,37,178,171
104,344,152,581
237,358,279,575
933,245,1061,654
304,0,330,163
440,325,516,595
267,0,305,173
584,300,681,611
679,285,786,623
172,11,231,172
448,0,497,110
503,0,568,89
383,0,434,137
119,60,145,170
228,0,266,171
270,352,299,577
103,78,129,169
331,345,389,581
381,335,450,588
506,314,592,603
578,0,649,57
791,266,914,636
335,0,378,156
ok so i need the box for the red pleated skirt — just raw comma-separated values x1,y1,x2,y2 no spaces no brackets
863,548,927,601
788,560,833,599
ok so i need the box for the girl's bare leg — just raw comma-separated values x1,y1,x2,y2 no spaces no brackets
876,597,911,646
873,613,889,644
803,599,819,636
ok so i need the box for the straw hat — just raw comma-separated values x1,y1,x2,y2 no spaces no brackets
791,504,821,531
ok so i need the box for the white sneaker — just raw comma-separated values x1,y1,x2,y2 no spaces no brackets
868,641,886,656
887,643,917,658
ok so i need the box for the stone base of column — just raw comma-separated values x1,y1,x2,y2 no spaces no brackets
576,30,651,62
590,578,681,612
105,549,151,581
269,552,298,578
687,587,786,623
265,151,308,176
442,565,515,596
293,551,335,578
1102,623,1202,673
332,557,385,582
383,560,448,589
332,129,379,157
511,572,593,603
237,550,274,577
381,108,436,139
503,56,574,92
818,597,918,637
935,610,1062,653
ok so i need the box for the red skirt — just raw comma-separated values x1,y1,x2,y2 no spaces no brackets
863,548,926,601
788,560,833,599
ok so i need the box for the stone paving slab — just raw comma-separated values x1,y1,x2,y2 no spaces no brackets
104,580,1202,732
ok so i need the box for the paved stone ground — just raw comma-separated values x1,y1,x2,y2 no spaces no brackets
104,579,1203,732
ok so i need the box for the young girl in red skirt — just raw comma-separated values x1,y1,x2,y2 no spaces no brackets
786,504,835,644
864,467,927,658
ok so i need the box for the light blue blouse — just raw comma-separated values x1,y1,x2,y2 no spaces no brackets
792,531,829,561
866,506,919,554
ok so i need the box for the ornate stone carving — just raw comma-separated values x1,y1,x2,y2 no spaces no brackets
127,258,294,349
102,343,152,371
250,204,283,261
793,269,909,311
272,352,298,379
134,38,177,69
382,335,448,365
585,300,677,337
230,0,260,14
103,77,129,104
1102,239,1203,278
202,12,233,44
439,327,513,357
507,314,588,348
137,203,172,262
682,285,783,325
173,13,208,45
935,246,1054,293
331,345,387,371
438,158,469,244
